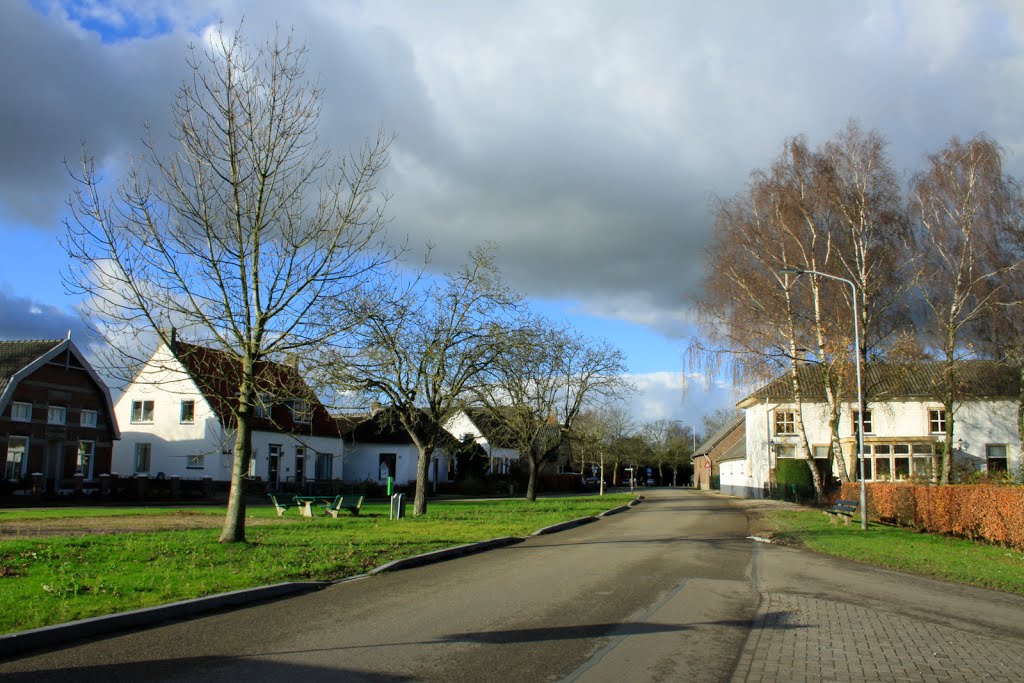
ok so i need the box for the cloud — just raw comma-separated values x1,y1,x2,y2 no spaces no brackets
4,0,1024,353
0,287,87,341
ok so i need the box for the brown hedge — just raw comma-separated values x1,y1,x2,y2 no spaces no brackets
840,482,1024,550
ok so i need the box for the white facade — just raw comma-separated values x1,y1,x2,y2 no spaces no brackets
342,441,449,486
443,410,520,475
113,346,343,483
718,456,751,497
741,395,1021,497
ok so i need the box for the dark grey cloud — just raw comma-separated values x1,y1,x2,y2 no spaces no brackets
3,0,1024,341
0,288,88,341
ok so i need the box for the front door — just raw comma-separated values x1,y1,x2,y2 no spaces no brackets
46,440,63,493
294,447,305,483
268,444,282,485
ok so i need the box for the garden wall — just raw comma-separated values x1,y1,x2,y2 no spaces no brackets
841,482,1024,550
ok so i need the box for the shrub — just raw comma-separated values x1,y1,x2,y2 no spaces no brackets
841,481,1024,549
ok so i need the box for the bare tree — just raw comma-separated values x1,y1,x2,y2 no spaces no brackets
62,25,395,542
476,321,633,501
330,247,521,515
910,134,1021,483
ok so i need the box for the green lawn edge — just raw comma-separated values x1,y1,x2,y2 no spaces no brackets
764,509,1024,595
0,495,632,635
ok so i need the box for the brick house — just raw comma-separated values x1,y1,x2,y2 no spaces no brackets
692,415,745,492
1,338,120,493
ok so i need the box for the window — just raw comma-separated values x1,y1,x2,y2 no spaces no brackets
77,441,94,478
131,400,154,423
289,400,312,423
10,402,31,422
928,409,946,434
47,406,66,425
316,452,333,481
187,454,205,470
775,444,796,458
912,444,934,478
254,394,272,419
180,400,195,424
773,410,796,435
4,436,27,480
134,443,151,473
812,445,830,460
986,444,1008,473
80,410,98,428
852,410,873,435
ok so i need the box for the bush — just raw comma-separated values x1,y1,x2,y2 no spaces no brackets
841,481,1024,549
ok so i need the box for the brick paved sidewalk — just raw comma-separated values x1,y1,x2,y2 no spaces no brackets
732,593,1024,682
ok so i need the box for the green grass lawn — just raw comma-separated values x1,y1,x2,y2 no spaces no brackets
0,495,631,635
765,509,1024,595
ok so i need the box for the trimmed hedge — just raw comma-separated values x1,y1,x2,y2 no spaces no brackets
841,482,1024,550
776,459,814,487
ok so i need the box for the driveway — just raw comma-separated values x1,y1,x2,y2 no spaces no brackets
1,489,1022,682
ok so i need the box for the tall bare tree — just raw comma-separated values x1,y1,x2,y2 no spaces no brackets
330,247,521,515
62,25,395,542
910,134,1022,483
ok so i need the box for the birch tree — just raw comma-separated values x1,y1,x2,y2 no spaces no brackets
62,25,395,543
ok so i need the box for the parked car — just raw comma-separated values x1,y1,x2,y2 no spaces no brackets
645,477,657,487
581,476,602,491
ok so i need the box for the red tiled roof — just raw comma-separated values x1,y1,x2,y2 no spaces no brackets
172,341,339,438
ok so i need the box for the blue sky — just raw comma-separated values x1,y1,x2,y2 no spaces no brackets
4,1,1024,433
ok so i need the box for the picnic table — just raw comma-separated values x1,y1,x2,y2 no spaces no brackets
293,495,339,518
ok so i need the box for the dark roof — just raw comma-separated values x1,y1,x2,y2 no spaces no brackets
341,406,461,451
460,407,520,449
0,340,64,394
172,341,339,438
738,360,1020,407
694,415,745,457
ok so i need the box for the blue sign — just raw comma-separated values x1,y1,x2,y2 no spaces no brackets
647,467,652,475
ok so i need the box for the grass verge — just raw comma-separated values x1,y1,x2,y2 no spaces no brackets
0,495,631,635
765,509,1024,595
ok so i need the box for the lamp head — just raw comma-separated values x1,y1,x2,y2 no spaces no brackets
778,267,805,276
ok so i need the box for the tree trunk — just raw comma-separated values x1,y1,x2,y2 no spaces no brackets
413,444,431,516
526,455,538,502
220,355,255,543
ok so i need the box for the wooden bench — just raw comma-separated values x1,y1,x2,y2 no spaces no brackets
323,494,364,518
268,493,296,517
824,498,859,525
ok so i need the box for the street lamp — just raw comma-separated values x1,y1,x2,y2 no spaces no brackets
779,266,867,531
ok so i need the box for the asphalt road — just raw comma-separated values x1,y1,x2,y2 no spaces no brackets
2,489,1023,682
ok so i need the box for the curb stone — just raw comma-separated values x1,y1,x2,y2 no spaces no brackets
0,496,641,659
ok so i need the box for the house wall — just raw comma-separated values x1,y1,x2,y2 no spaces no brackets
113,347,343,482
719,458,761,498
743,397,1022,493
342,441,450,486
1,349,117,489
443,410,519,475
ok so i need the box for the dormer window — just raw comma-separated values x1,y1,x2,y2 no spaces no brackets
289,399,311,423
253,394,272,419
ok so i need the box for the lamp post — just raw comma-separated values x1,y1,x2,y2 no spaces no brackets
779,266,867,531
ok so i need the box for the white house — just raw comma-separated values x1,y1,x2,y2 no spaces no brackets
113,341,343,484
735,361,1022,498
341,408,455,487
443,408,521,476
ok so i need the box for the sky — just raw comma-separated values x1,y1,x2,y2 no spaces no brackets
3,0,1024,433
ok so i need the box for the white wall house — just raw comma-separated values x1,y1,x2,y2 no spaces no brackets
340,408,453,487
443,409,521,476
113,342,343,484
736,361,1022,498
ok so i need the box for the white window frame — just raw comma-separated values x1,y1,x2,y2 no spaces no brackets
80,409,98,428
254,394,272,419
76,440,95,478
775,444,796,459
928,409,946,435
853,409,873,435
289,399,312,424
131,400,155,424
180,400,196,424
47,406,66,425
773,410,796,435
10,402,32,422
986,444,1008,473
5,436,28,480
187,453,205,470
134,443,151,473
